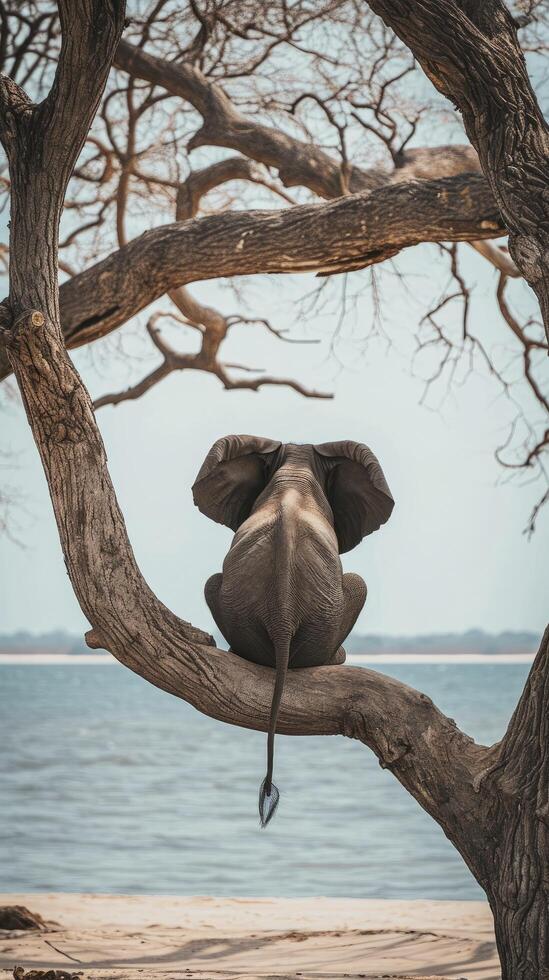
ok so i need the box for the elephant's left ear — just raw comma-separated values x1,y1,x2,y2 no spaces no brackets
192,434,282,530
314,440,394,553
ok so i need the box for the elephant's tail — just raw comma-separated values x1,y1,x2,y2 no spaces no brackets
259,636,290,828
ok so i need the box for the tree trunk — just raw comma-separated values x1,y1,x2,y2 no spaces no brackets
490,883,548,979
479,629,549,978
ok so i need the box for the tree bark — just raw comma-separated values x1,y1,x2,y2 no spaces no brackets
367,0,549,341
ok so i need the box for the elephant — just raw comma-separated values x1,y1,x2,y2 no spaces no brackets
192,436,394,826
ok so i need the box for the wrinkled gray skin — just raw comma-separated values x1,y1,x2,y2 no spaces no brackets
192,436,394,826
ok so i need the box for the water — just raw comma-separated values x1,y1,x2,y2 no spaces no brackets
0,660,529,899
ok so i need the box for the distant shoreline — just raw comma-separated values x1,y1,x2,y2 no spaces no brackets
0,651,535,665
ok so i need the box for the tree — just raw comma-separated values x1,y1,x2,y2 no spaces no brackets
0,2,547,977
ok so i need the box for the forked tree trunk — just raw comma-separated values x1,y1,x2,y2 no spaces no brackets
0,4,548,976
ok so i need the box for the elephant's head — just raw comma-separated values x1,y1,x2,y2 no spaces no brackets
192,435,394,552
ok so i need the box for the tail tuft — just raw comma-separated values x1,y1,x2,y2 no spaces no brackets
259,777,280,828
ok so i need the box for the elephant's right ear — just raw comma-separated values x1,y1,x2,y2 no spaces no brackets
314,440,394,553
192,435,282,530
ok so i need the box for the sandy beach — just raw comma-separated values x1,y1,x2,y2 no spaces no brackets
0,894,500,980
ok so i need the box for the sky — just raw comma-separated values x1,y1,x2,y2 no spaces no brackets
0,238,547,641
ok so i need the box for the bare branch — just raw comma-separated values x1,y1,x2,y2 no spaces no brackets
93,308,332,409
114,36,480,199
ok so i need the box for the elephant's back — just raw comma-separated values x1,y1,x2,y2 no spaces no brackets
218,495,346,663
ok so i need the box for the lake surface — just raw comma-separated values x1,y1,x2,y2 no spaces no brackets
0,660,530,899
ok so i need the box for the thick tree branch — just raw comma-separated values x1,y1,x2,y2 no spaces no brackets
367,0,549,338
59,173,505,338
0,172,505,382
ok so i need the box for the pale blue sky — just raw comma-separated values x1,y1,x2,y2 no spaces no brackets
0,237,547,640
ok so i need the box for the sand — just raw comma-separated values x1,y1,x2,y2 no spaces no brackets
0,894,500,980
